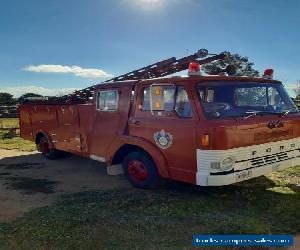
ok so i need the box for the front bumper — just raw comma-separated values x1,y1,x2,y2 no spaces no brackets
204,157,297,186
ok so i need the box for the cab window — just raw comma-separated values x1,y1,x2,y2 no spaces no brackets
175,87,193,118
142,86,192,118
142,88,151,110
96,90,118,111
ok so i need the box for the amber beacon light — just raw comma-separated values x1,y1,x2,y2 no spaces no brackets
201,134,210,146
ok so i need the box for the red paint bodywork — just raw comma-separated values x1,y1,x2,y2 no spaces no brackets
19,76,300,185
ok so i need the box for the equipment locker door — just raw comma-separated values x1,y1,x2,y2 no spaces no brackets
89,85,132,160
56,105,81,152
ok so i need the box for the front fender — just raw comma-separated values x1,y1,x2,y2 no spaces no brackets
107,135,170,178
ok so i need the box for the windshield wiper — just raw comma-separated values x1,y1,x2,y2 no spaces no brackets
242,110,280,120
242,111,262,120
242,109,299,120
278,109,300,116
279,110,290,117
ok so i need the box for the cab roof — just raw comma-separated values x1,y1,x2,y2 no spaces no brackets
95,75,281,89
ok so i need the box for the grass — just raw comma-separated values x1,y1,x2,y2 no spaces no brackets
0,117,19,128
0,167,299,250
0,118,36,151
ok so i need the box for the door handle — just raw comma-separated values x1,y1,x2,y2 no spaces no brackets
130,119,141,125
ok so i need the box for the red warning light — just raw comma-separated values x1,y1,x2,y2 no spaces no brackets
188,62,201,76
263,69,274,79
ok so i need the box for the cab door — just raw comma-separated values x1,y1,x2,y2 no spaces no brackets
129,81,199,184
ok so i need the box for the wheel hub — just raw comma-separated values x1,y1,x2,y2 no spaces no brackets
41,139,50,154
128,160,149,182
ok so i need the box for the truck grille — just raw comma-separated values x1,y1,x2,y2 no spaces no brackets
250,152,289,167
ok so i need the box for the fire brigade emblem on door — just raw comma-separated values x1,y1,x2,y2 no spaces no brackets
154,129,173,149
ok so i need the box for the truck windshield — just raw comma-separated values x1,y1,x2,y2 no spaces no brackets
197,82,299,119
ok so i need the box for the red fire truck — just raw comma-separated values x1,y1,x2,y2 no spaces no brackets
19,49,300,188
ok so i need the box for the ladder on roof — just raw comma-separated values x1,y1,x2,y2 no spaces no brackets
105,49,225,82
26,49,225,104
69,49,226,102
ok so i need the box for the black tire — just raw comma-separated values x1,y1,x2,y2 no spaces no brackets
122,151,160,189
38,136,61,160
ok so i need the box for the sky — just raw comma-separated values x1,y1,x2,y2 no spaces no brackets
0,0,299,97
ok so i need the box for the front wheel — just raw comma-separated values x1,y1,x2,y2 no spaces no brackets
38,136,61,160
122,151,160,189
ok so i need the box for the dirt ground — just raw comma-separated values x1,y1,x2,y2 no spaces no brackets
0,149,129,222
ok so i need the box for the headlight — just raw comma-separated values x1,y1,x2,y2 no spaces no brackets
221,157,235,171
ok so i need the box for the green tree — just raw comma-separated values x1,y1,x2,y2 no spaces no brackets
0,92,15,105
203,52,260,77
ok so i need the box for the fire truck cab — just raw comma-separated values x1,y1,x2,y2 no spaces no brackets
19,51,300,189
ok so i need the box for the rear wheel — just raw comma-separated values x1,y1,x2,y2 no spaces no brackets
122,151,159,189
38,136,61,160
